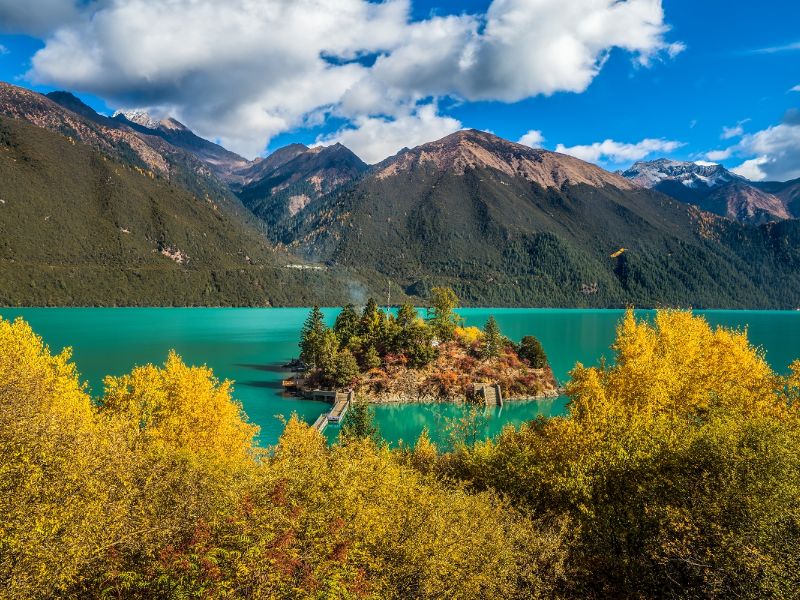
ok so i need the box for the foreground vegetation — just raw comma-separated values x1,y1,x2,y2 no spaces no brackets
297,288,556,400
2,310,799,598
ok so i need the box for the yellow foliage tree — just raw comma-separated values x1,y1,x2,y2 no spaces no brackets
567,309,784,425
0,318,128,597
101,351,259,463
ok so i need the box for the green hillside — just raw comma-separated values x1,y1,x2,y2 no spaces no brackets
0,116,377,306
282,132,800,308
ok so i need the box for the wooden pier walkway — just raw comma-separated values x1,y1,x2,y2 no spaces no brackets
328,391,353,422
312,413,328,433
310,390,354,432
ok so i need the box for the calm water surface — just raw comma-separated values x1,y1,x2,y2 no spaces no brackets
2,308,798,447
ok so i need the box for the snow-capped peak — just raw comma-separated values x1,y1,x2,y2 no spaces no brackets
621,159,742,189
113,109,161,130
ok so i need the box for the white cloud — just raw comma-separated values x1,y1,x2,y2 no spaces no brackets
721,125,743,140
706,148,733,161
708,112,800,181
316,104,461,164
0,44,8,55
751,41,800,55
555,137,683,164
791,85,800,93
731,156,770,181
694,160,717,166
729,123,800,181
721,119,749,140
518,129,545,148
18,0,681,159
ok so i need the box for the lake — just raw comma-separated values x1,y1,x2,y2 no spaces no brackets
1,308,798,447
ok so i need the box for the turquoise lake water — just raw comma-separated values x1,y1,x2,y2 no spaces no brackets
1,308,798,447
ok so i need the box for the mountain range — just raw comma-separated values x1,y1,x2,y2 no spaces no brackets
620,159,797,224
1,81,799,308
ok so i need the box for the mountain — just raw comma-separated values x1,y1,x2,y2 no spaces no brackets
0,83,244,210
235,143,310,184
111,109,249,180
621,159,790,224
0,87,381,306
235,142,368,230
753,177,800,218
278,129,800,308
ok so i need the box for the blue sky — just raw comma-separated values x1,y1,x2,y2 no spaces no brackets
1,0,799,180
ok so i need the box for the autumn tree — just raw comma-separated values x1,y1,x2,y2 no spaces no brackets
444,310,800,598
101,351,259,461
0,318,126,598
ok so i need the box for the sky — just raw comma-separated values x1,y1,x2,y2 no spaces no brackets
0,0,799,181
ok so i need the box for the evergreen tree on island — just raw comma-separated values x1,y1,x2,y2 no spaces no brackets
481,316,503,360
427,287,463,341
341,399,381,446
299,306,327,367
518,335,548,368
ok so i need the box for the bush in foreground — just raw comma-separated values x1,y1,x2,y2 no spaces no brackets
1,310,799,598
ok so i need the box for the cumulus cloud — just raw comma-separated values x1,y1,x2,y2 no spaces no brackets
17,0,681,158
720,119,749,140
729,123,800,181
731,156,771,181
709,111,800,182
706,148,733,161
518,130,545,148
790,85,800,92
555,137,683,164
0,44,8,55
316,104,461,163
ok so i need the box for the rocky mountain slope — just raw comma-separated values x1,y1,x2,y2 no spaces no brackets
621,159,790,224
753,177,800,219
278,130,800,308
0,90,380,306
3,81,800,308
111,109,249,180
235,142,368,230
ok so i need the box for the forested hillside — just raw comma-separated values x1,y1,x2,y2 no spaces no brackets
282,131,800,308
0,116,376,306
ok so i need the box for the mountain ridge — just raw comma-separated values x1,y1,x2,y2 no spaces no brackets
621,158,791,224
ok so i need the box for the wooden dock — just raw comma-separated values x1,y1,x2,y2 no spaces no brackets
328,391,353,423
309,390,354,433
312,413,328,433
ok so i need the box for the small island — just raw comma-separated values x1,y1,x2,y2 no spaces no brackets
284,287,560,404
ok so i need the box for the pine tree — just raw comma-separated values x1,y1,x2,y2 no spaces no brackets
334,304,360,347
330,348,360,388
340,399,381,445
362,345,382,370
481,316,503,360
428,287,463,341
518,335,548,368
299,306,328,367
359,298,382,341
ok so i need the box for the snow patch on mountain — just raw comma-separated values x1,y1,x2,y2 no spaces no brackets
113,109,161,130
621,158,743,190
